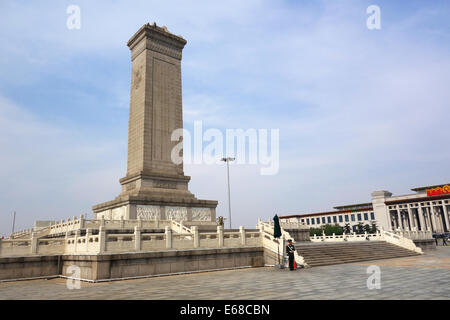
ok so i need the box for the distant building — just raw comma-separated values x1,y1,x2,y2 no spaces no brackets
280,183,450,233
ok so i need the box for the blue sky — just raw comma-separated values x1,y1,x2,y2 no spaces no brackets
0,0,449,236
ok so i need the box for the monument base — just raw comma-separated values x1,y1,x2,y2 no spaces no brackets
93,171,218,226
93,195,217,222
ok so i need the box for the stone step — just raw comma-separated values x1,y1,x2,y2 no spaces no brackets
304,253,417,264
303,252,415,260
299,249,414,256
299,251,415,257
295,241,420,267
304,250,418,257
301,249,416,257
305,256,417,267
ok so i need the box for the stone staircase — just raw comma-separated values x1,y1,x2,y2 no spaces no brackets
296,241,420,267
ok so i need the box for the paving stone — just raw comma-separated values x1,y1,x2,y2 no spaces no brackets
1,248,450,299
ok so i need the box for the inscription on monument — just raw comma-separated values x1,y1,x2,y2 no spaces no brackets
154,180,177,189
152,58,179,163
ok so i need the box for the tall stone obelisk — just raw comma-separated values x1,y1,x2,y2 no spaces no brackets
93,23,217,224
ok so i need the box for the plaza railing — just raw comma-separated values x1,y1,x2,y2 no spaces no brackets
309,228,423,254
0,224,263,257
393,229,433,240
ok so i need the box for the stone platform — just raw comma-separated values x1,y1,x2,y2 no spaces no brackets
0,247,265,282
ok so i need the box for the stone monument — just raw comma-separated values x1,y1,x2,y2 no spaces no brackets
92,23,218,223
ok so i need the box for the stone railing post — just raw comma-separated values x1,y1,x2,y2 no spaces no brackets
239,226,246,245
31,232,38,254
138,216,143,228
64,231,69,252
79,214,85,229
217,225,224,248
85,228,92,252
99,227,106,253
257,219,265,232
165,226,172,249
74,229,80,253
134,226,141,251
192,226,199,248
258,222,264,233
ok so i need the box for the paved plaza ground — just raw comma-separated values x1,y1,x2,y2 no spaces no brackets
1,247,449,300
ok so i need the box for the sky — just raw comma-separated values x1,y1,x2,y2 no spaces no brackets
0,0,449,236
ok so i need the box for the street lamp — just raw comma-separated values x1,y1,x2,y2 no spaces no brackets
221,157,235,229
12,211,16,234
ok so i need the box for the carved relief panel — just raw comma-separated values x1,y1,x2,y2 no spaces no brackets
191,208,212,221
137,205,161,220
165,206,188,221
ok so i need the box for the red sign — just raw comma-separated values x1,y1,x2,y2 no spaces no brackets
426,185,450,196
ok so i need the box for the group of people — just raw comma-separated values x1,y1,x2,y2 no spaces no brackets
434,234,449,246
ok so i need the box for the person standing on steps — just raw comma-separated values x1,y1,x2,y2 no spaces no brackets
286,239,296,271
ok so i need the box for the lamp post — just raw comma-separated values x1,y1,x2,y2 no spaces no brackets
12,211,16,234
221,157,235,229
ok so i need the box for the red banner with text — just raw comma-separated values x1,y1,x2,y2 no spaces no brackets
426,185,450,196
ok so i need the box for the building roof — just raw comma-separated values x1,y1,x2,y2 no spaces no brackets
280,206,374,219
411,183,450,192
333,202,372,210
385,193,450,205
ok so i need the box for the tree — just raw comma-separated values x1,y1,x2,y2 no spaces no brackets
355,222,365,234
370,223,378,233
310,224,343,236
309,227,322,236
343,223,351,235
324,224,344,236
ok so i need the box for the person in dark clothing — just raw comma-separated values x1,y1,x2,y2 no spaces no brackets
286,239,296,271
443,236,448,246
